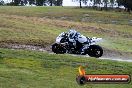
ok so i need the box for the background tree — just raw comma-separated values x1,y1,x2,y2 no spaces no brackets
36,0,45,6
48,0,53,6
117,0,132,12
92,0,101,7
14,0,21,5
116,0,123,7
79,0,82,8
47,0,63,6
0,0,4,5
28,0,35,5
75,0,89,8
103,0,109,10
54,0,63,6
110,0,115,8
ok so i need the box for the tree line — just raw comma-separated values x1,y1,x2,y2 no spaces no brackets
4,0,63,6
77,0,132,12
0,0,132,12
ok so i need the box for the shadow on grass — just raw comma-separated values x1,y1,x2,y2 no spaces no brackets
0,52,4,59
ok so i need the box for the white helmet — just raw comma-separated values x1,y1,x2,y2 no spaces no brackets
68,29,77,38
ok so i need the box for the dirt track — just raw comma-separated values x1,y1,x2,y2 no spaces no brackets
0,43,132,62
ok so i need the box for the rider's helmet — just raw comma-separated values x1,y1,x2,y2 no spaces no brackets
68,29,77,38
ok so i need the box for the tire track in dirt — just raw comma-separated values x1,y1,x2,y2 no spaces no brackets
0,44,132,62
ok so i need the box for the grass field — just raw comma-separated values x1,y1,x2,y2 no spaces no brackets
0,48,132,88
0,6,132,88
0,6,131,52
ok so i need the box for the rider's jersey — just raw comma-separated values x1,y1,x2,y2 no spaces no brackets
69,32,80,40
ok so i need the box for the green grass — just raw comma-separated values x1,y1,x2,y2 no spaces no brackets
0,6,132,88
0,6,132,25
0,13,66,46
0,6,131,52
0,48,132,88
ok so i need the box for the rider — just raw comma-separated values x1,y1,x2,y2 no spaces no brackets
67,29,88,54
67,29,79,46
